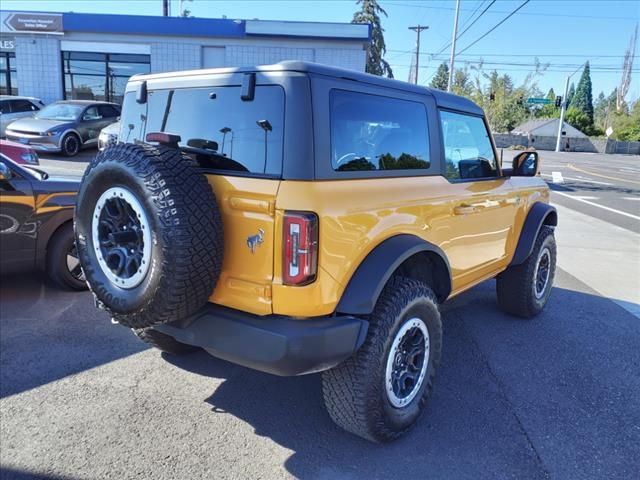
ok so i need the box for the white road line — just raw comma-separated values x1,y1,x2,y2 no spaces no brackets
623,197,640,201
553,191,640,220
551,171,564,183
541,173,612,186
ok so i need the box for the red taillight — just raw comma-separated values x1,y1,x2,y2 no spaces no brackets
283,211,318,286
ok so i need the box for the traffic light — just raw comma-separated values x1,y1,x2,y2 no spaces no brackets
489,92,495,101
555,96,562,108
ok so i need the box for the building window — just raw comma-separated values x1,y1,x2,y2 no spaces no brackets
0,52,17,95
62,51,150,104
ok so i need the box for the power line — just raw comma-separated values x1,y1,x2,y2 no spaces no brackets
387,50,639,59
457,0,531,55
384,1,636,21
432,0,496,58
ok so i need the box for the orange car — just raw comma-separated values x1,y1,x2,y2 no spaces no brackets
74,62,557,442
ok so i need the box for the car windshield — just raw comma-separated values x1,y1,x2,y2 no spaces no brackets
35,103,84,121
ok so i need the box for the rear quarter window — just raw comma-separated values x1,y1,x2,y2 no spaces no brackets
330,90,430,172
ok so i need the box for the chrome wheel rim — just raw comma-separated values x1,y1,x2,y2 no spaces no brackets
66,243,85,282
91,187,151,289
534,247,551,299
385,317,430,408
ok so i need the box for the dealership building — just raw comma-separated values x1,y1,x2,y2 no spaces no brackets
0,10,370,104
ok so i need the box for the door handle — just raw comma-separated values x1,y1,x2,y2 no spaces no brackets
453,204,480,215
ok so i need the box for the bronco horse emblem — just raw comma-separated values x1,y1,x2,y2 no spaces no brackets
247,229,265,254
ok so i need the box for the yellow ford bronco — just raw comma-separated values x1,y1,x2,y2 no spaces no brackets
75,61,557,442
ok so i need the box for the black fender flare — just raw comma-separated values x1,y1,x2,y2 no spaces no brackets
510,202,557,266
336,234,452,315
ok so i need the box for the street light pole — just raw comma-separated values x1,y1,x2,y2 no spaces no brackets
447,0,461,92
555,76,571,152
408,25,429,85
555,62,585,152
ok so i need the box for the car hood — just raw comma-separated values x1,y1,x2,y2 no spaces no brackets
7,117,74,134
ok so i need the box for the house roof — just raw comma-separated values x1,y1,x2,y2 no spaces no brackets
511,118,587,138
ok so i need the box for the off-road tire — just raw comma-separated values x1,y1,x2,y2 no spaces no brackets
496,226,556,318
46,223,87,291
133,327,198,355
75,143,223,329
61,133,81,157
322,276,442,443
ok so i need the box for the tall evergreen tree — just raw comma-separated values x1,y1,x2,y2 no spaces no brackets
429,62,449,90
352,0,393,78
570,62,594,124
566,82,576,106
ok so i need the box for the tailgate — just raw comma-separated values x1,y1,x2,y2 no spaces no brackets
206,174,280,315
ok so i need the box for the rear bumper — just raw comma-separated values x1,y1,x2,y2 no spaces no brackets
154,304,369,376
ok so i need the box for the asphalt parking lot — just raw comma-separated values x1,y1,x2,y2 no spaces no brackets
1,149,639,479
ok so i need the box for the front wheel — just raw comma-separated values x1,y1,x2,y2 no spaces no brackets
322,276,442,443
496,226,556,318
61,133,81,157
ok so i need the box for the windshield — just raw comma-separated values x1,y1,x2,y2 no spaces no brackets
36,103,84,121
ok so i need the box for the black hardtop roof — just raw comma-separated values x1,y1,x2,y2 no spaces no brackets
135,60,483,115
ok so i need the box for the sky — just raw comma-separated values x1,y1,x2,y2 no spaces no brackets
3,0,640,102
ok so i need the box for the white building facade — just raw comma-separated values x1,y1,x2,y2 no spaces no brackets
0,11,370,104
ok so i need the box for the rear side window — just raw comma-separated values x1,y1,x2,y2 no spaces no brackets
10,99,39,113
0,100,8,114
440,110,497,180
98,105,120,118
330,90,430,172
145,86,284,175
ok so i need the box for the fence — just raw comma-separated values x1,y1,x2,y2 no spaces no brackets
492,133,640,156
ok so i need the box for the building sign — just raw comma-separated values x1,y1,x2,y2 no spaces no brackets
1,12,63,35
0,36,15,51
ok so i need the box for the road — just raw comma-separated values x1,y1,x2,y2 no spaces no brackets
1,149,639,479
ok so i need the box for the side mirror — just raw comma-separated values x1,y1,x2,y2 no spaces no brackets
0,162,13,181
511,151,539,177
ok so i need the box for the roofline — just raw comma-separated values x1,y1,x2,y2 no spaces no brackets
129,61,484,115
0,10,372,42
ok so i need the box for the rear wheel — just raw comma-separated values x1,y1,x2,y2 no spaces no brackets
133,328,198,355
322,276,442,443
497,226,556,318
46,223,87,290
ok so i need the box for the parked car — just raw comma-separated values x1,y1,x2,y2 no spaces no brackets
0,156,86,290
98,121,120,151
0,95,45,138
0,139,39,165
74,61,557,443
5,100,120,157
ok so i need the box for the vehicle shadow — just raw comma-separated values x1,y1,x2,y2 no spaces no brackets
163,270,640,479
549,181,639,196
0,272,146,399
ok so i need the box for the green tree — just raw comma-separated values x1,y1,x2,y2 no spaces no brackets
537,87,559,118
451,67,473,97
352,0,393,78
565,107,591,134
570,62,594,125
566,82,576,106
611,98,640,141
430,62,449,91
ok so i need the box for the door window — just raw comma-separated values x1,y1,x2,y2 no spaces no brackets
440,111,497,180
83,106,102,121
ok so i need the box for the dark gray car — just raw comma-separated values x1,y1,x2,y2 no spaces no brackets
5,100,120,156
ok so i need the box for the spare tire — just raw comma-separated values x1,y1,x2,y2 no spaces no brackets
75,143,223,329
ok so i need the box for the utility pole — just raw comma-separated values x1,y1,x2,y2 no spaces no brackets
408,25,429,85
447,0,461,92
555,62,586,152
